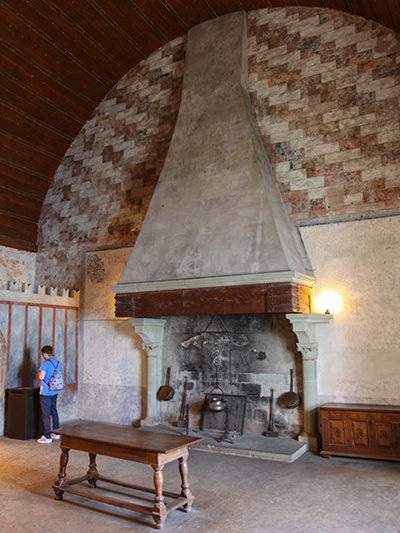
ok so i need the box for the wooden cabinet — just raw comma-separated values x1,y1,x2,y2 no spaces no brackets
319,403,400,461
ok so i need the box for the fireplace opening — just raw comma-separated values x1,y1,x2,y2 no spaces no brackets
159,313,303,440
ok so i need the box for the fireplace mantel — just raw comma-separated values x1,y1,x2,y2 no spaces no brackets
114,276,314,318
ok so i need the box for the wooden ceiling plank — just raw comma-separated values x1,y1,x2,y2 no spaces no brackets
0,165,50,199
160,0,215,28
88,0,166,57
131,0,188,41
0,213,38,238
2,0,116,88
50,0,145,66
0,104,72,155
11,0,129,79
0,234,37,252
202,0,248,17
0,4,109,99
0,73,82,136
386,0,400,32
232,0,271,11
266,1,301,8
348,0,395,31
0,43,94,116
11,0,131,90
0,189,42,220
0,133,61,177
0,100,73,145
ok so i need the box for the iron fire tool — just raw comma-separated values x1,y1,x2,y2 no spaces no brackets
183,403,190,435
265,388,279,437
177,375,188,429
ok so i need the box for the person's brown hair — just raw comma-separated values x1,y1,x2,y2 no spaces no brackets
41,345,53,356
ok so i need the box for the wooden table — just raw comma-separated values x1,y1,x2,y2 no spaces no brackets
52,422,203,529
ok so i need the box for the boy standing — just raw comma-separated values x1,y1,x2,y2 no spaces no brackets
37,345,61,443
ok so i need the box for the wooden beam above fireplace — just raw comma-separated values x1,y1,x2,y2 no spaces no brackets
114,281,312,318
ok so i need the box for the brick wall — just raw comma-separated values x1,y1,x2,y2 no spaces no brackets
36,8,400,288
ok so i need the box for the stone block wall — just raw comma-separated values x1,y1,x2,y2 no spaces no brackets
36,37,186,288
36,7,400,289
248,7,400,224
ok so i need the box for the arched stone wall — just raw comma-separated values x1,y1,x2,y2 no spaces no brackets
36,7,400,289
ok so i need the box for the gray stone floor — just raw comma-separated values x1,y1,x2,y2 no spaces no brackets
1,435,399,532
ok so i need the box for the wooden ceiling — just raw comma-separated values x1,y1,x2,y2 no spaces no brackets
1,1,399,252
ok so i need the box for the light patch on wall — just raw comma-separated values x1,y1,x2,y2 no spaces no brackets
316,290,342,315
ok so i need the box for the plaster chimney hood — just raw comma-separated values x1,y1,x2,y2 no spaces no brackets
112,11,314,318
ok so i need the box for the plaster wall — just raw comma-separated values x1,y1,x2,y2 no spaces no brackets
79,247,144,425
301,215,400,404
0,245,36,284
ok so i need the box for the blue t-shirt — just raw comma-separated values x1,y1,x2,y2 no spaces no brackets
39,357,62,396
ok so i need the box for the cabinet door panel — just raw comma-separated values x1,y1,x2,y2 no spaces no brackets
375,423,392,448
328,420,345,445
351,421,369,447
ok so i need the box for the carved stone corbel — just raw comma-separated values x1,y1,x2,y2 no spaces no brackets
129,318,166,426
286,313,333,451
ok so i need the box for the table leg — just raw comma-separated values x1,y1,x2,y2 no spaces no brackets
87,452,98,488
151,464,167,530
179,450,194,511
53,447,69,500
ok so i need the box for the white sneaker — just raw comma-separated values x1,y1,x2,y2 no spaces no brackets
37,435,52,443
51,433,61,440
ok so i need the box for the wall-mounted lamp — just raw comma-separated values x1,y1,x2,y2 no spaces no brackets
316,290,342,315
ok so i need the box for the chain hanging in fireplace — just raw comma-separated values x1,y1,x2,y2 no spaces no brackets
180,315,248,440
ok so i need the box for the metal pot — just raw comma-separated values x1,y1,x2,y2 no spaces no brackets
208,396,226,412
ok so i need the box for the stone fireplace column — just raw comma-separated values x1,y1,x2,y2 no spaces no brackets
286,313,333,451
129,318,166,426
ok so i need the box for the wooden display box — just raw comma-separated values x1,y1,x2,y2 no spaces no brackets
319,403,400,461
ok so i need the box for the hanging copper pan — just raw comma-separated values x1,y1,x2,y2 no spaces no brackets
157,367,174,401
281,368,300,409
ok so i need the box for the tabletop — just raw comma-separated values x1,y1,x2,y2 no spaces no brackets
58,422,203,454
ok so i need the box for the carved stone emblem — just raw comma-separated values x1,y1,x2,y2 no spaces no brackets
87,254,106,283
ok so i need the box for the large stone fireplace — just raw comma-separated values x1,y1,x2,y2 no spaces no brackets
112,12,332,452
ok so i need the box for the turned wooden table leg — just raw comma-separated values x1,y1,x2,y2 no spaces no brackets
179,450,193,511
53,447,69,500
152,463,167,530
87,452,98,487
